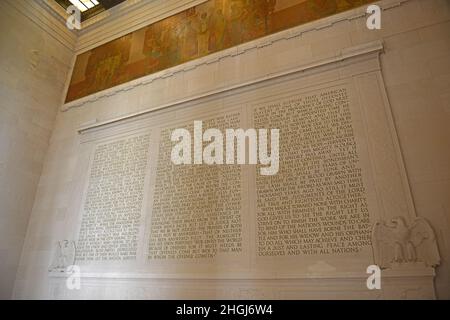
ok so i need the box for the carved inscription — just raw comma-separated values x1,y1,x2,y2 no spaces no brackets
77,134,151,261
254,88,371,257
148,113,242,260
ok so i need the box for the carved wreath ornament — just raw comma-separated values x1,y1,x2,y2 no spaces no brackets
372,217,440,269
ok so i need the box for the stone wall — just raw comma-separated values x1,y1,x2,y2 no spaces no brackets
10,0,450,299
0,0,75,299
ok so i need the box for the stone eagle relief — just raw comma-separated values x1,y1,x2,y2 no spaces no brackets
48,240,76,272
372,217,440,269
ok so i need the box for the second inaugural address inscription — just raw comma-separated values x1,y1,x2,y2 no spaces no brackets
254,88,371,257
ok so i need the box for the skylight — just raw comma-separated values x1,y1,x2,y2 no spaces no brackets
68,0,100,12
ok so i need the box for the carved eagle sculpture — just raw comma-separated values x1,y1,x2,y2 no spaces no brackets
372,217,440,269
48,240,76,272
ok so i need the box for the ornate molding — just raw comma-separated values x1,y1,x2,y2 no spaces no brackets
76,40,384,133
47,268,435,299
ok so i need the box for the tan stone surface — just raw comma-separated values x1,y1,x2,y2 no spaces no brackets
1,0,448,299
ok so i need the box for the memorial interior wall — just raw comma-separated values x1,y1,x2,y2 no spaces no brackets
0,0,75,299
9,0,450,299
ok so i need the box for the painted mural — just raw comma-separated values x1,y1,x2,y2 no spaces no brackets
66,0,375,102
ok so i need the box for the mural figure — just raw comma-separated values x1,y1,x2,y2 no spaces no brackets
66,0,376,102
198,12,210,55
209,8,226,52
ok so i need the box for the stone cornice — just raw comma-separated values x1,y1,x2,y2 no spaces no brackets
77,40,384,133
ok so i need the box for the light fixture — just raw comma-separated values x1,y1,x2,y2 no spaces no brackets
68,0,100,12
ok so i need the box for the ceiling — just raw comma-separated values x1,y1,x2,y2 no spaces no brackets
55,0,126,21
